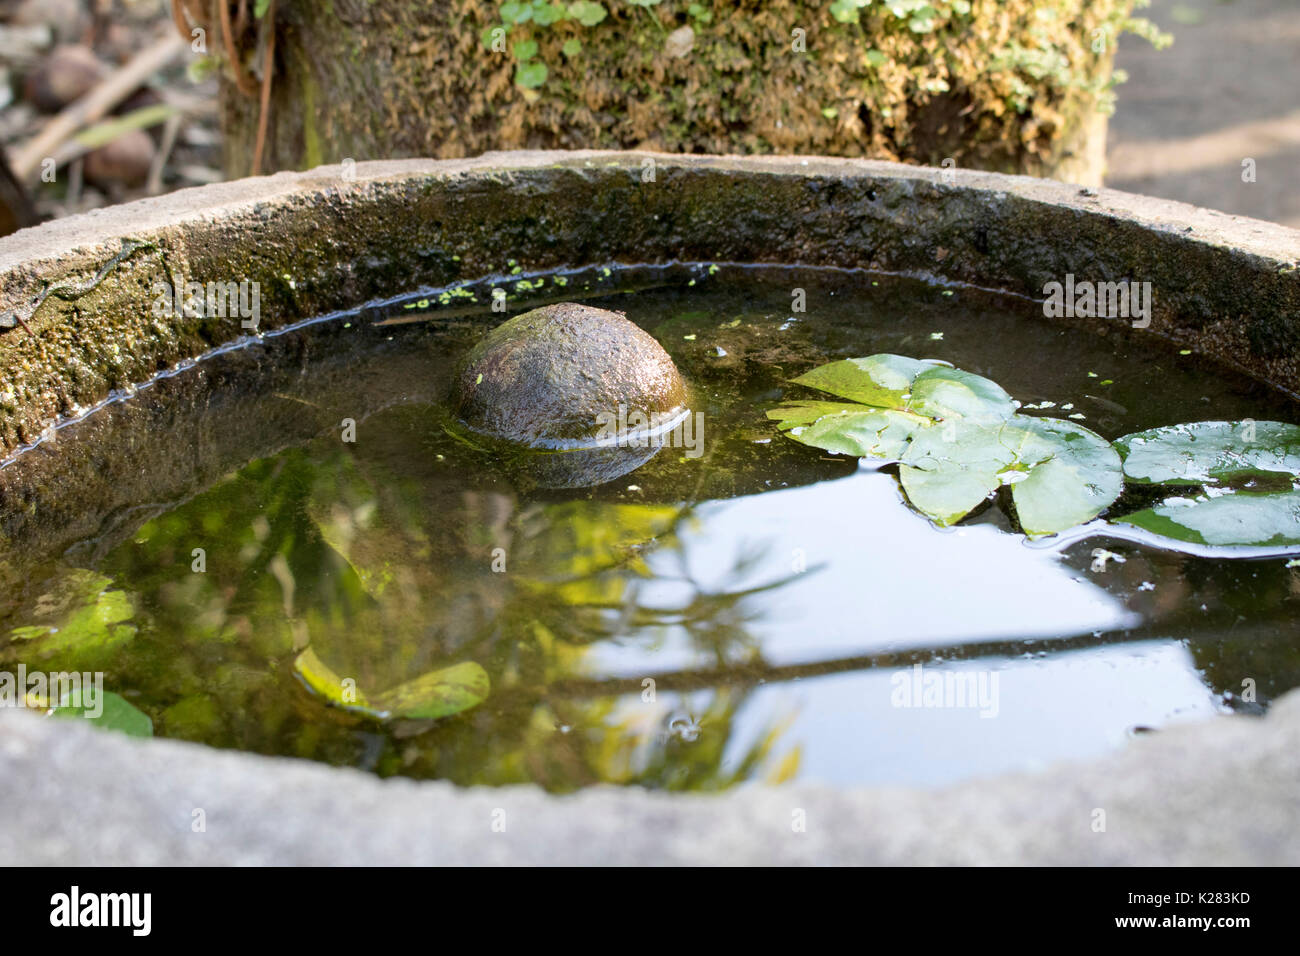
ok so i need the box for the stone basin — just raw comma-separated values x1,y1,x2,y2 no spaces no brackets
1,152,1298,865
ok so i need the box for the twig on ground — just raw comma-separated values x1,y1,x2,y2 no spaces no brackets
9,33,186,181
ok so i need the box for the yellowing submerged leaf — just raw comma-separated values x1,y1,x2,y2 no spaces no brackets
370,662,490,720
294,648,488,721
294,647,370,711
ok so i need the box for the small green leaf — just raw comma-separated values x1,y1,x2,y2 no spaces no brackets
370,662,490,720
52,690,153,738
830,0,870,23
562,37,582,57
687,2,713,23
567,0,607,25
500,0,533,24
516,61,548,88
1116,420,1300,486
513,39,539,60
1114,490,1300,547
532,1,568,26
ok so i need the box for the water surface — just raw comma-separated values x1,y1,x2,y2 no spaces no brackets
2,264,1297,791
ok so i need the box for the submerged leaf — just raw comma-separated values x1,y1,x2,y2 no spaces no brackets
52,690,153,738
370,662,490,720
294,648,488,721
1114,489,1300,547
294,646,377,715
1116,420,1300,485
5,569,136,670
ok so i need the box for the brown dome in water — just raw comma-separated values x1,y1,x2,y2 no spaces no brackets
453,302,688,449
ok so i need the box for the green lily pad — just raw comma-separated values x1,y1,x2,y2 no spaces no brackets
906,365,1017,423
774,356,1113,532
900,420,1017,526
898,415,1122,532
1116,420,1300,485
767,400,932,460
1113,489,1300,547
1005,417,1124,535
788,354,934,408
52,689,153,738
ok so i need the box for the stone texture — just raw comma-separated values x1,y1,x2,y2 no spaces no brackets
453,302,687,448
1,689,1297,865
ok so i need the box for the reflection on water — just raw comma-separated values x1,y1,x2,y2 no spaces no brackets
2,265,1299,791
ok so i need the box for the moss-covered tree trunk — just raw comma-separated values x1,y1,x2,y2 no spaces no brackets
212,0,1159,186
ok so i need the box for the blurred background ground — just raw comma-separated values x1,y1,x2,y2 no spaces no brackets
1107,0,1300,228
0,0,1294,231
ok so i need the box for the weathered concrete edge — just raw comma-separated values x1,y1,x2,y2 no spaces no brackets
2,689,1297,865
4,151,1299,269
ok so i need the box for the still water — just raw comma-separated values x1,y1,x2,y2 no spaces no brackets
2,264,1297,791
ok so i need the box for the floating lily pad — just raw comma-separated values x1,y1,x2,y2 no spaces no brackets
767,400,931,460
1114,489,1300,547
787,354,1017,424
770,355,1295,544
906,365,1017,423
788,354,934,408
1005,417,1124,536
900,420,1018,525
1116,420,1300,486
51,689,153,738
